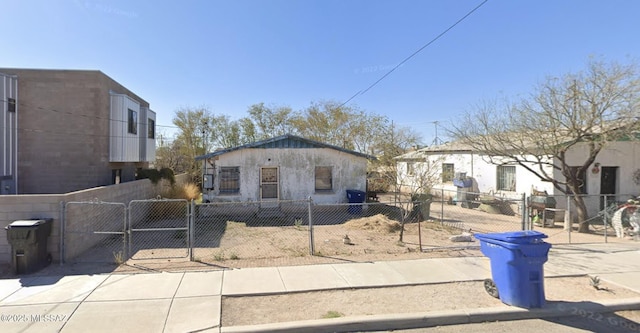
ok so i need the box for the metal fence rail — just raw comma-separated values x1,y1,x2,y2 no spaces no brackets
128,199,189,260
192,200,311,264
63,201,126,264
60,192,639,269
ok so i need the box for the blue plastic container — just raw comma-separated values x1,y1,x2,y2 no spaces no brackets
475,231,552,308
346,190,366,214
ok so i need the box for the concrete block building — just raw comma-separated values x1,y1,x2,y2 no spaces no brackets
0,69,156,194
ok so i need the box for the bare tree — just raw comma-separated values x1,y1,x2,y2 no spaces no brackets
394,153,444,241
449,59,640,232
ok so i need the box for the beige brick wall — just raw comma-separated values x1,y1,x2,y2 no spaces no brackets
0,178,162,266
0,68,151,194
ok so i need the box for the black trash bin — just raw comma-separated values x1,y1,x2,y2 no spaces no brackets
5,219,53,274
346,190,366,214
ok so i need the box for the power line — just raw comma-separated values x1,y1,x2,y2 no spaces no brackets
339,0,489,107
11,100,179,130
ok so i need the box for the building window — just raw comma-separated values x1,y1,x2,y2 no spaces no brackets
7,98,16,112
220,167,240,193
442,163,454,182
315,166,333,191
497,165,516,191
148,118,155,139
128,109,138,134
407,162,415,176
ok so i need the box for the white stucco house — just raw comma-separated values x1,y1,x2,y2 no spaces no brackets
395,140,640,217
195,135,374,204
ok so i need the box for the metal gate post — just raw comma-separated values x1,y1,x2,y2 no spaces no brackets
567,195,572,244
59,201,65,265
189,200,195,261
127,203,132,261
440,188,444,225
604,195,608,243
521,193,527,231
308,197,314,255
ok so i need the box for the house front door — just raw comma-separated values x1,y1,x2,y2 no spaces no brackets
600,166,618,210
260,167,279,206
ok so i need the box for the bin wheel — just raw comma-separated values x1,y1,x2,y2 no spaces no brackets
484,279,499,299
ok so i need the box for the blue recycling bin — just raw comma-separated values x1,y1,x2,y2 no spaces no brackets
475,230,552,308
346,190,366,214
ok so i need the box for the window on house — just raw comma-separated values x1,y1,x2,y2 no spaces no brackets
315,166,333,191
497,165,516,191
128,109,137,134
567,166,587,194
442,163,454,182
148,118,155,139
219,167,240,193
407,162,415,176
7,98,16,112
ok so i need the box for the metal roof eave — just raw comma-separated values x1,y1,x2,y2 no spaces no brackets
195,134,376,161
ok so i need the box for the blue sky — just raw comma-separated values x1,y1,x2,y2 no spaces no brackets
3,0,640,145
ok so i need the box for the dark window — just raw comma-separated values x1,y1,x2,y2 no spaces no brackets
220,167,240,193
148,118,155,139
7,98,16,112
128,109,137,134
497,165,516,191
315,166,333,191
442,163,454,182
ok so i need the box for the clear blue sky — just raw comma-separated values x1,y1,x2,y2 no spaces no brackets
3,0,640,145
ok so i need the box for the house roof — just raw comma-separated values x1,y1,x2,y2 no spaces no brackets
195,134,376,161
394,141,475,160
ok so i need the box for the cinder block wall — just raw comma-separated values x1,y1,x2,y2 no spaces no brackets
0,194,62,267
0,178,161,266
0,173,191,268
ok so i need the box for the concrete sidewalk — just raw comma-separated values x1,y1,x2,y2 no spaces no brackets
1,243,640,332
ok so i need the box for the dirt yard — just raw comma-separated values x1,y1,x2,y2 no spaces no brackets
221,276,640,326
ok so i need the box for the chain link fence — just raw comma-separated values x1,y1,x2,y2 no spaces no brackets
128,199,189,260
63,201,126,264
531,193,640,245
61,192,638,269
192,200,311,265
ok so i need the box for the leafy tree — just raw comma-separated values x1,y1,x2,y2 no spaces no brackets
171,106,212,183
291,101,387,153
246,103,296,139
448,59,640,232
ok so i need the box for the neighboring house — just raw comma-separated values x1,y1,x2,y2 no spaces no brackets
0,69,156,194
195,135,374,204
395,140,640,216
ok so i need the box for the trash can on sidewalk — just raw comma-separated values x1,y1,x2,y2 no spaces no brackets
346,190,366,214
5,219,53,274
474,230,551,308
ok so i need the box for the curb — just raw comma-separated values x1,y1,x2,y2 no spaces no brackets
220,298,640,333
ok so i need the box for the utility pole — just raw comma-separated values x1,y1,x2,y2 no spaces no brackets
431,121,442,146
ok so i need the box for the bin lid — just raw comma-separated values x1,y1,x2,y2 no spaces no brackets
475,230,548,244
8,220,45,227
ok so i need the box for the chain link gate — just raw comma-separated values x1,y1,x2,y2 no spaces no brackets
128,199,190,260
63,201,127,264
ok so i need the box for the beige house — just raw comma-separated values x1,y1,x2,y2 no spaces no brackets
196,135,374,204
0,69,156,194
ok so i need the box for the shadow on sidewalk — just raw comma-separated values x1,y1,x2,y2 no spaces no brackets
544,300,640,331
